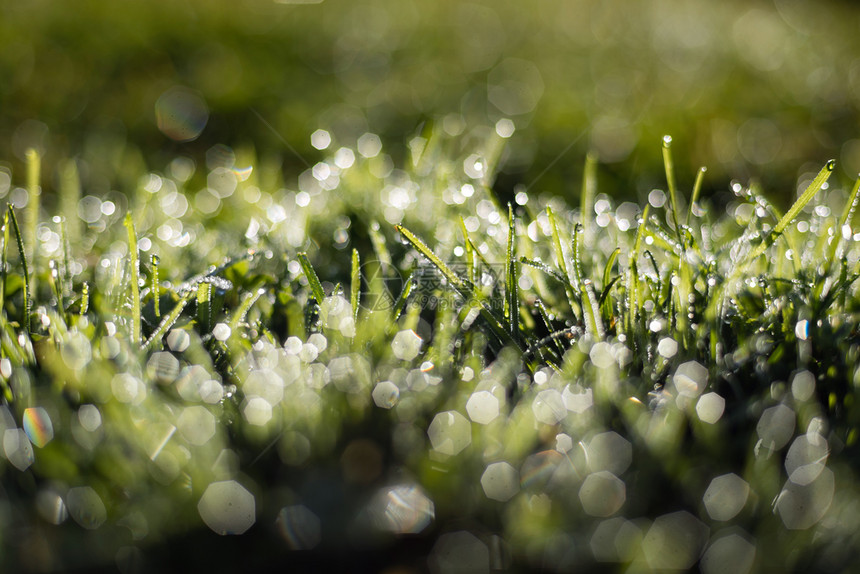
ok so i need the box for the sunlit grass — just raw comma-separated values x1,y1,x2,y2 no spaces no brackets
0,125,859,571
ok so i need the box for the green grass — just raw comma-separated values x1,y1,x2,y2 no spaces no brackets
0,127,859,572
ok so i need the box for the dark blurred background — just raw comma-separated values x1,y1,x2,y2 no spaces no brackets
2,0,860,204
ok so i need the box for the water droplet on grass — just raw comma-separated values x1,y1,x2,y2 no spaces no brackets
585,431,632,475
198,480,255,535
392,329,422,361
166,329,191,353
563,384,593,414
533,389,566,425
785,433,828,485
373,484,435,534
791,370,815,402
78,405,102,432
696,393,726,424
703,473,750,521
372,381,400,409
466,391,500,424
67,486,107,530
3,428,34,470
177,406,216,446
481,462,519,502
756,404,795,452
579,471,626,517
243,396,273,426
428,411,471,456
775,467,834,530
212,323,231,341
36,489,68,525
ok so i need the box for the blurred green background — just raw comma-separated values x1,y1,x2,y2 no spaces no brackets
3,0,860,206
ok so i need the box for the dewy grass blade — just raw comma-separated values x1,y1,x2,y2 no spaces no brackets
141,291,193,352
368,220,392,272
687,166,707,226
661,136,682,243
840,174,860,230
459,217,475,284
80,282,89,316
570,223,585,295
197,279,212,333
580,152,597,243
825,174,860,268
626,205,650,336
707,160,835,321
151,255,161,318
519,257,567,284
125,212,141,345
25,149,40,267
229,282,266,332
582,279,605,340
8,206,31,334
0,208,8,327
396,224,520,350
547,206,580,319
59,159,81,248
744,160,835,267
390,271,414,321
297,252,326,304
350,248,360,322
602,247,621,294
395,225,466,292
506,204,520,342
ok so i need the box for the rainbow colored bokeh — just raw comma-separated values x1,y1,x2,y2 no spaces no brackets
23,407,54,448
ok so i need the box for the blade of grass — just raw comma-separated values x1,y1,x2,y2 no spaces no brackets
125,213,141,345
459,217,475,284
519,257,567,284
547,206,580,320
395,224,520,350
80,282,89,316
825,174,860,269
350,248,360,322
297,252,325,304
25,149,40,269
505,204,519,342
707,160,835,320
661,135,682,242
0,208,8,328
8,206,31,334
743,160,835,267
582,279,604,339
229,282,267,331
59,159,81,249
686,166,707,226
625,205,650,338
368,220,392,272
580,152,597,244
602,247,621,293
197,279,212,333
141,291,194,352
390,271,414,321
151,255,161,318
570,223,585,296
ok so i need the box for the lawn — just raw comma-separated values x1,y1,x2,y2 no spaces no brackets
1,1,860,573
